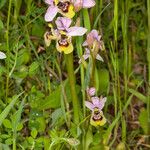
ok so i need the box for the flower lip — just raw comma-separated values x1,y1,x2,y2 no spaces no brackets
58,35,69,47
57,1,70,13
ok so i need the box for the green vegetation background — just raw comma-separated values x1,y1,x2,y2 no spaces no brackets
0,0,150,149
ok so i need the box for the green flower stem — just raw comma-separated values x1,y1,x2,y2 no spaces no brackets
90,57,96,87
65,52,79,124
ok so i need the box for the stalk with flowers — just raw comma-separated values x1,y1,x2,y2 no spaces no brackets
44,0,107,147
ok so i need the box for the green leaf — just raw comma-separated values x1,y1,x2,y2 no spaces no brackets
29,61,39,76
39,82,80,109
138,108,148,134
85,126,93,150
17,123,23,131
0,0,6,9
0,143,10,150
11,95,26,132
63,138,80,146
27,137,34,144
0,92,24,126
36,117,46,132
2,119,12,129
32,22,44,37
5,138,12,145
97,69,109,94
31,128,38,139
51,108,63,126
17,48,30,66
128,88,146,103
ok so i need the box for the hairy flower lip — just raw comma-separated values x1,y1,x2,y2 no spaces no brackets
57,1,70,13
90,111,106,126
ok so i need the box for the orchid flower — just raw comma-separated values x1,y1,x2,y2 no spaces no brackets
85,96,107,126
83,29,104,50
72,0,96,12
79,29,104,63
79,48,103,63
0,51,6,59
44,0,75,22
55,17,87,54
44,23,58,47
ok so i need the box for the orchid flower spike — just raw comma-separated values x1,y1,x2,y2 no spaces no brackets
0,51,6,59
85,96,107,126
45,0,75,22
72,0,96,12
55,17,87,54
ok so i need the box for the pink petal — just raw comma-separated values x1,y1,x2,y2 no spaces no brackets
83,0,95,8
45,0,54,5
55,17,72,30
67,27,87,36
85,101,95,111
44,6,58,22
91,97,100,107
98,97,107,110
85,48,90,54
73,0,83,11
82,41,88,46
91,30,99,39
82,54,90,60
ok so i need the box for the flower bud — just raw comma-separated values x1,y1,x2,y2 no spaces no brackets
87,87,96,96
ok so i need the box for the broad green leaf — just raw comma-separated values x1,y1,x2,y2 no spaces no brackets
5,138,12,145
97,69,109,93
51,108,63,126
138,108,148,134
17,49,30,66
128,88,146,103
31,128,38,139
0,143,10,150
27,137,34,144
39,83,80,109
17,123,23,131
11,95,26,132
0,92,24,126
0,0,6,9
2,119,12,129
29,61,39,76
85,126,93,150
